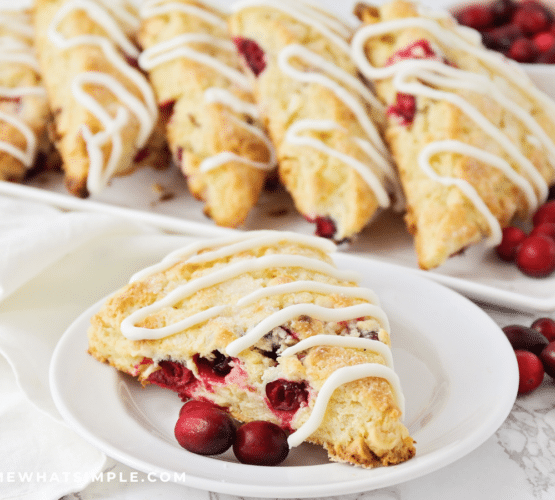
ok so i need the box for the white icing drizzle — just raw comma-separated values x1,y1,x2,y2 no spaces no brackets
280,334,393,368
121,254,359,340
47,0,158,194
225,303,390,356
232,0,401,210
236,281,380,308
129,230,337,282
120,231,405,445
139,0,276,173
0,14,47,168
351,16,555,243
287,363,405,447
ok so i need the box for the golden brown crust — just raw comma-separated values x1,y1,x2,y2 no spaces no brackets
228,3,396,241
33,0,169,198
138,0,271,228
355,0,555,269
88,233,415,468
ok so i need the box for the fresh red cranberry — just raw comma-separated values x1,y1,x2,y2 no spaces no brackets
533,200,555,226
234,37,266,76
386,39,438,65
148,360,195,393
233,421,289,466
496,226,526,261
515,350,544,394
174,405,236,455
159,99,176,123
456,5,495,30
515,234,555,277
508,37,539,62
540,341,555,378
512,4,551,35
483,24,523,52
194,351,234,378
502,324,549,355
532,317,555,342
387,92,416,125
533,31,555,52
266,379,308,412
537,45,555,63
491,0,517,25
179,399,222,417
530,222,555,242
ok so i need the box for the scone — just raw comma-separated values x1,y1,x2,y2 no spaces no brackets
228,0,402,241
138,0,275,228
88,230,415,468
352,0,555,269
33,0,169,198
0,8,58,182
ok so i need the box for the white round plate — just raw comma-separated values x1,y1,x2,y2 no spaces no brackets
50,252,518,498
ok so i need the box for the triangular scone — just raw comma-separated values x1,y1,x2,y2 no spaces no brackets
33,0,169,198
137,0,275,228
88,230,415,468
0,8,59,182
352,0,555,269
228,0,402,241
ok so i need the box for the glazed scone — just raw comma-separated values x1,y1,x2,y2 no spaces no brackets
88,230,415,468
228,0,402,241
138,0,275,228
0,8,58,182
352,0,555,269
33,0,169,198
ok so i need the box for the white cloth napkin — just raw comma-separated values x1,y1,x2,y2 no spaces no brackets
0,194,192,500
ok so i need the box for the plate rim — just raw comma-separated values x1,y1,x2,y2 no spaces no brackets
3,181,555,313
49,251,519,498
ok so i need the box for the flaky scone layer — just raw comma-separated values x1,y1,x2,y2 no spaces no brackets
354,0,555,269
88,231,415,468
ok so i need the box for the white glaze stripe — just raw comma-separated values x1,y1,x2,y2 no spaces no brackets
121,254,359,341
139,1,276,173
236,281,380,308
287,363,405,447
225,303,389,357
47,0,158,194
129,231,337,282
0,14,44,168
351,16,555,237
280,334,394,368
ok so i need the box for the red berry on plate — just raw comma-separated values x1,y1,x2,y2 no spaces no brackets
491,0,517,25
179,399,222,417
484,24,522,52
508,37,539,62
233,421,289,466
266,379,309,412
512,4,550,35
533,31,555,53
531,317,555,342
496,226,526,261
502,324,549,355
516,350,544,394
533,200,555,226
456,5,495,30
530,222,555,242
515,234,555,277
540,341,555,378
174,405,236,455
537,44,555,63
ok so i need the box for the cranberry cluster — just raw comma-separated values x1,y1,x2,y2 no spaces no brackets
502,317,555,394
174,400,289,465
496,200,555,277
454,0,555,63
